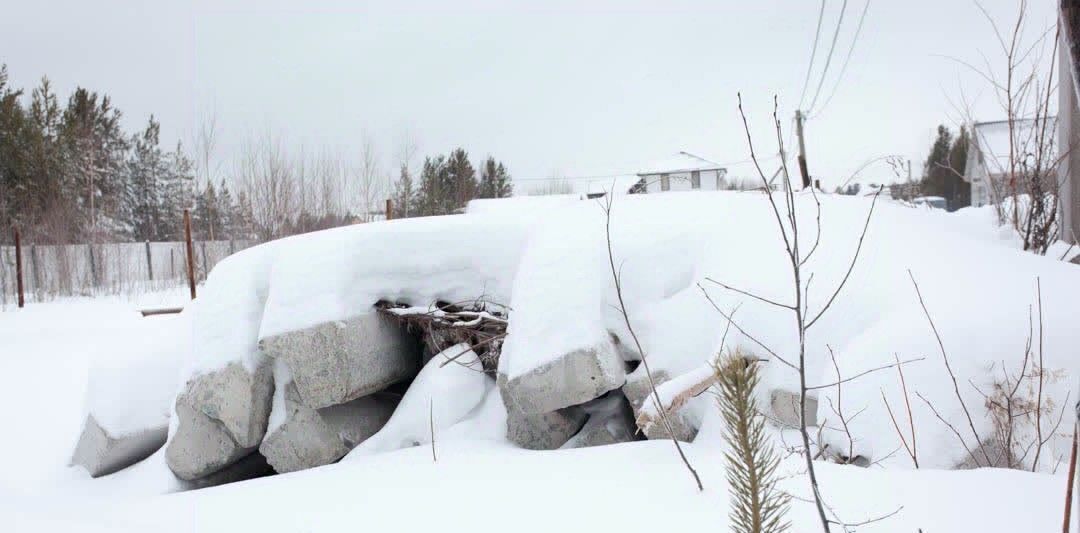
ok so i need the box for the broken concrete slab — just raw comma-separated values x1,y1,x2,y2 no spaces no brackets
506,405,587,450
180,450,276,490
500,340,625,415
166,402,252,481
165,360,274,481
498,373,587,450
259,313,420,409
563,392,640,449
622,367,700,442
69,414,167,478
769,389,818,429
260,381,399,474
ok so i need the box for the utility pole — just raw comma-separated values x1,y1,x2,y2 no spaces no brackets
795,110,811,189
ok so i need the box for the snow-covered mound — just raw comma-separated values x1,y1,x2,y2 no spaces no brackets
492,191,1080,470
96,190,1079,487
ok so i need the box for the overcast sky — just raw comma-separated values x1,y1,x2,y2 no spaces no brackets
0,0,1058,192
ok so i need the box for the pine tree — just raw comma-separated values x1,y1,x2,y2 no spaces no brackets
947,126,970,209
232,189,255,240
921,125,955,207
60,88,128,237
715,352,790,533
414,155,447,216
393,163,415,218
478,156,512,198
0,64,28,230
217,179,235,239
192,181,220,240
159,140,194,240
444,148,476,213
127,116,167,241
25,77,68,236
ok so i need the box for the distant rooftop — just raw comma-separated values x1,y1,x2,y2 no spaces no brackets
636,152,725,176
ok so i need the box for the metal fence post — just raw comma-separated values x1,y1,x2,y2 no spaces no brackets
14,228,24,308
145,240,153,281
88,243,98,288
29,243,40,296
184,209,196,299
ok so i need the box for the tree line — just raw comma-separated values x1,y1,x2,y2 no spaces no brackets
393,148,512,218
1,65,514,246
0,65,202,244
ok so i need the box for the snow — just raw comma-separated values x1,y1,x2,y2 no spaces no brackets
493,191,1078,471
184,242,281,376
176,210,539,394
636,151,724,175
636,363,716,426
82,309,190,437
466,194,582,214
345,344,492,458
2,190,1079,531
0,291,188,496
258,213,538,340
4,438,1072,532
266,359,293,436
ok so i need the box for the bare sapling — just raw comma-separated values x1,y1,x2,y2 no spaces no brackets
947,1,1067,254
599,191,703,491
697,93,883,532
912,272,1069,470
881,353,919,469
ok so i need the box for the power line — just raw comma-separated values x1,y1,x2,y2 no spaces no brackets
809,0,871,119
798,0,829,110
805,0,850,114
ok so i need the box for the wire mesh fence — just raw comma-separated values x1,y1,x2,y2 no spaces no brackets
0,239,251,308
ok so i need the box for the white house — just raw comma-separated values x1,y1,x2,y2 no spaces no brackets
633,152,727,194
965,118,1057,208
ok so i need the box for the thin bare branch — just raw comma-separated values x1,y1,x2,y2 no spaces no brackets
909,270,992,466
698,284,798,371
807,356,925,391
703,277,795,310
805,187,881,330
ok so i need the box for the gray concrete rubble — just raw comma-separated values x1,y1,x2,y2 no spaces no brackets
500,340,625,415
165,360,274,480
498,373,587,450
622,367,699,442
69,415,167,478
769,389,818,429
260,314,420,409
260,382,400,474
562,392,640,449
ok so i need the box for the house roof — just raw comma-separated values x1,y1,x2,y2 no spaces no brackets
636,152,725,176
972,118,1057,175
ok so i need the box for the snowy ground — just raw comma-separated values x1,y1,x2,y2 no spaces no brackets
1,193,1078,532
0,294,1068,532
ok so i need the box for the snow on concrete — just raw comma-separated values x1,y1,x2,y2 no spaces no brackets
345,344,492,458
258,213,538,340
3,190,1080,530
81,311,191,438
